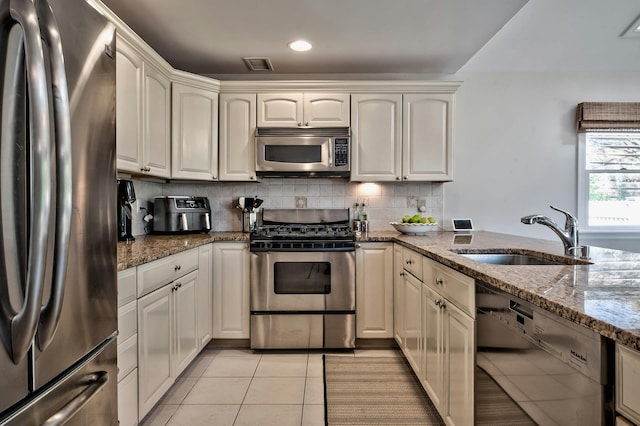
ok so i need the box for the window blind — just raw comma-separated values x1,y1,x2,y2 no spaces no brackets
576,102,640,132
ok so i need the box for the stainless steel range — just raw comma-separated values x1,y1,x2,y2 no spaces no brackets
250,209,356,349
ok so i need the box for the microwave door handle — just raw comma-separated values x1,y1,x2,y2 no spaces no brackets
34,0,73,352
0,0,53,364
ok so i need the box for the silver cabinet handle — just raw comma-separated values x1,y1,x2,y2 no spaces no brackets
436,278,444,286
1,0,53,364
396,176,401,180
43,371,109,426
35,0,74,352
435,300,441,307
399,272,405,276
212,175,217,180
404,176,409,180
203,213,211,230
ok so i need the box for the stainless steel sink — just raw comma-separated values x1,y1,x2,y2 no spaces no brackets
453,251,590,266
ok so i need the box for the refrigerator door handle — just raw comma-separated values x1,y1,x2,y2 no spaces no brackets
41,371,109,426
34,0,73,352
1,0,53,365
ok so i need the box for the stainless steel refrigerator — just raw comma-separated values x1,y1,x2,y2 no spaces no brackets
0,0,117,424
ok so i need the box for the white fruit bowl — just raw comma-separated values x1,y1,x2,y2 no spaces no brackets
390,222,438,235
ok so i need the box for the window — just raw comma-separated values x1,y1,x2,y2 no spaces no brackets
577,103,640,232
579,132,640,229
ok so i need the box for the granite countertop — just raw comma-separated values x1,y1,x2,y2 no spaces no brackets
117,232,248,271
118,230,640,351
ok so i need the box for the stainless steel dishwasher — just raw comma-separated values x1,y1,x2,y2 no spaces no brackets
475,281,614,426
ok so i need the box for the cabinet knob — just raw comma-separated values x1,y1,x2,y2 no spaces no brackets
305,122,309,126
250,176,255,180
212,176,217,180
436,277,444,286
404,176,408,180
298,122,302,127
355,243,361,248
435,300,441,307
396,176,401,180
174,265,181,272
399,271,405,276
176,282,182,288
440,301,447,310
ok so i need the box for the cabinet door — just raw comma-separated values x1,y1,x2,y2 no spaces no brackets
213,242,250,338
422,283,445,413
402,94,453,181
115,35,143,174
393,244,404,346
142,62,171,178
355,243,393,338
219,93,257,181
351,94,402,181
445,302,475,426
403,271,422,375
137,285,173,421
617,344,640,424
171,83,218,180
173,270,199,377
303,93,350,127
196,244,213,350
257,93,303,127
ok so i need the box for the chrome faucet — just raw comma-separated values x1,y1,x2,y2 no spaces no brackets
521,206,588,258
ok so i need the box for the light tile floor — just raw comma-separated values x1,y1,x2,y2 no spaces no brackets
141,347,401,426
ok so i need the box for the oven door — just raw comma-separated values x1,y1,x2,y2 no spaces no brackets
250,250,355,312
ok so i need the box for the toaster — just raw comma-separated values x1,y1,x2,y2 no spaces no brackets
152,196,212,233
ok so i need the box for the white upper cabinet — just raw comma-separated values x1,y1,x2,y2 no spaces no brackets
402,94,453,181
257,93,349,127
142,62,171,178
351,92,454,182
116,34,171,178
350,94,402,181
171,80,218,180
115,35,143,173
303,93,350,127
219,93,257,181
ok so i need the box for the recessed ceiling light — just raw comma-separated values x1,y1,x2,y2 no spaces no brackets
288,40,312,52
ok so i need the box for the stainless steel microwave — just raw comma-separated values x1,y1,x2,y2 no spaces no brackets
255,127,350,177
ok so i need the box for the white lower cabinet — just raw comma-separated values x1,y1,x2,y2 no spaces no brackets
393,244,404,345
403,271,422,374
197,244,213,349
355,242,394,338
213,242,250,339
117,269,138,426
117,368,138,426
616,343,640,424
422,258,475,426
137,269,199,421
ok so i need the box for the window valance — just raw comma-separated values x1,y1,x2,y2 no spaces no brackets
576,102,640,132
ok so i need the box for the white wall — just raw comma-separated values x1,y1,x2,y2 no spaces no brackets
445,71,640,252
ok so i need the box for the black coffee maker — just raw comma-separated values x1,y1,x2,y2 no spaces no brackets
117,179,136,242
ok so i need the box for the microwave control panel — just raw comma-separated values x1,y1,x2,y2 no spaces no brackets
334,138,349,166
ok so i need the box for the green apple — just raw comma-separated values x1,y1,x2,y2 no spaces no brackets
402,215,412,223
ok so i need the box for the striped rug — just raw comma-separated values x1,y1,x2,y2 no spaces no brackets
323,355,445,426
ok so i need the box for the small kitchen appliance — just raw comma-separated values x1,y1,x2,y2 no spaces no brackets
152,196,212,233
236,196,264,232
117,179,137,242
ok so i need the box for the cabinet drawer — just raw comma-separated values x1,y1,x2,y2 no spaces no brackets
118,268,137,307
617,344,640,424
402,247,423,281
432,263,475,317
118,368,138,426
118,300,137,343
117,333,137,381
137,248,198,297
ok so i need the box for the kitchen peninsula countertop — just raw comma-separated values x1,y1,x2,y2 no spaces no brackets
118,230,640,351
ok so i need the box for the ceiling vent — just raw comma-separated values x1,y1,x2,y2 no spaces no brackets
243,57,274,71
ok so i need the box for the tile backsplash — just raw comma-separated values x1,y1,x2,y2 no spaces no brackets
129,178,444,236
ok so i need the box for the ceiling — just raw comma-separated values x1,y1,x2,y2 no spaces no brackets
100,0,640,78
99,0,528,77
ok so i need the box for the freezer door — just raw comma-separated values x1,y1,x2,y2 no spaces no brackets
2,337,118,426
33,0,117,388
